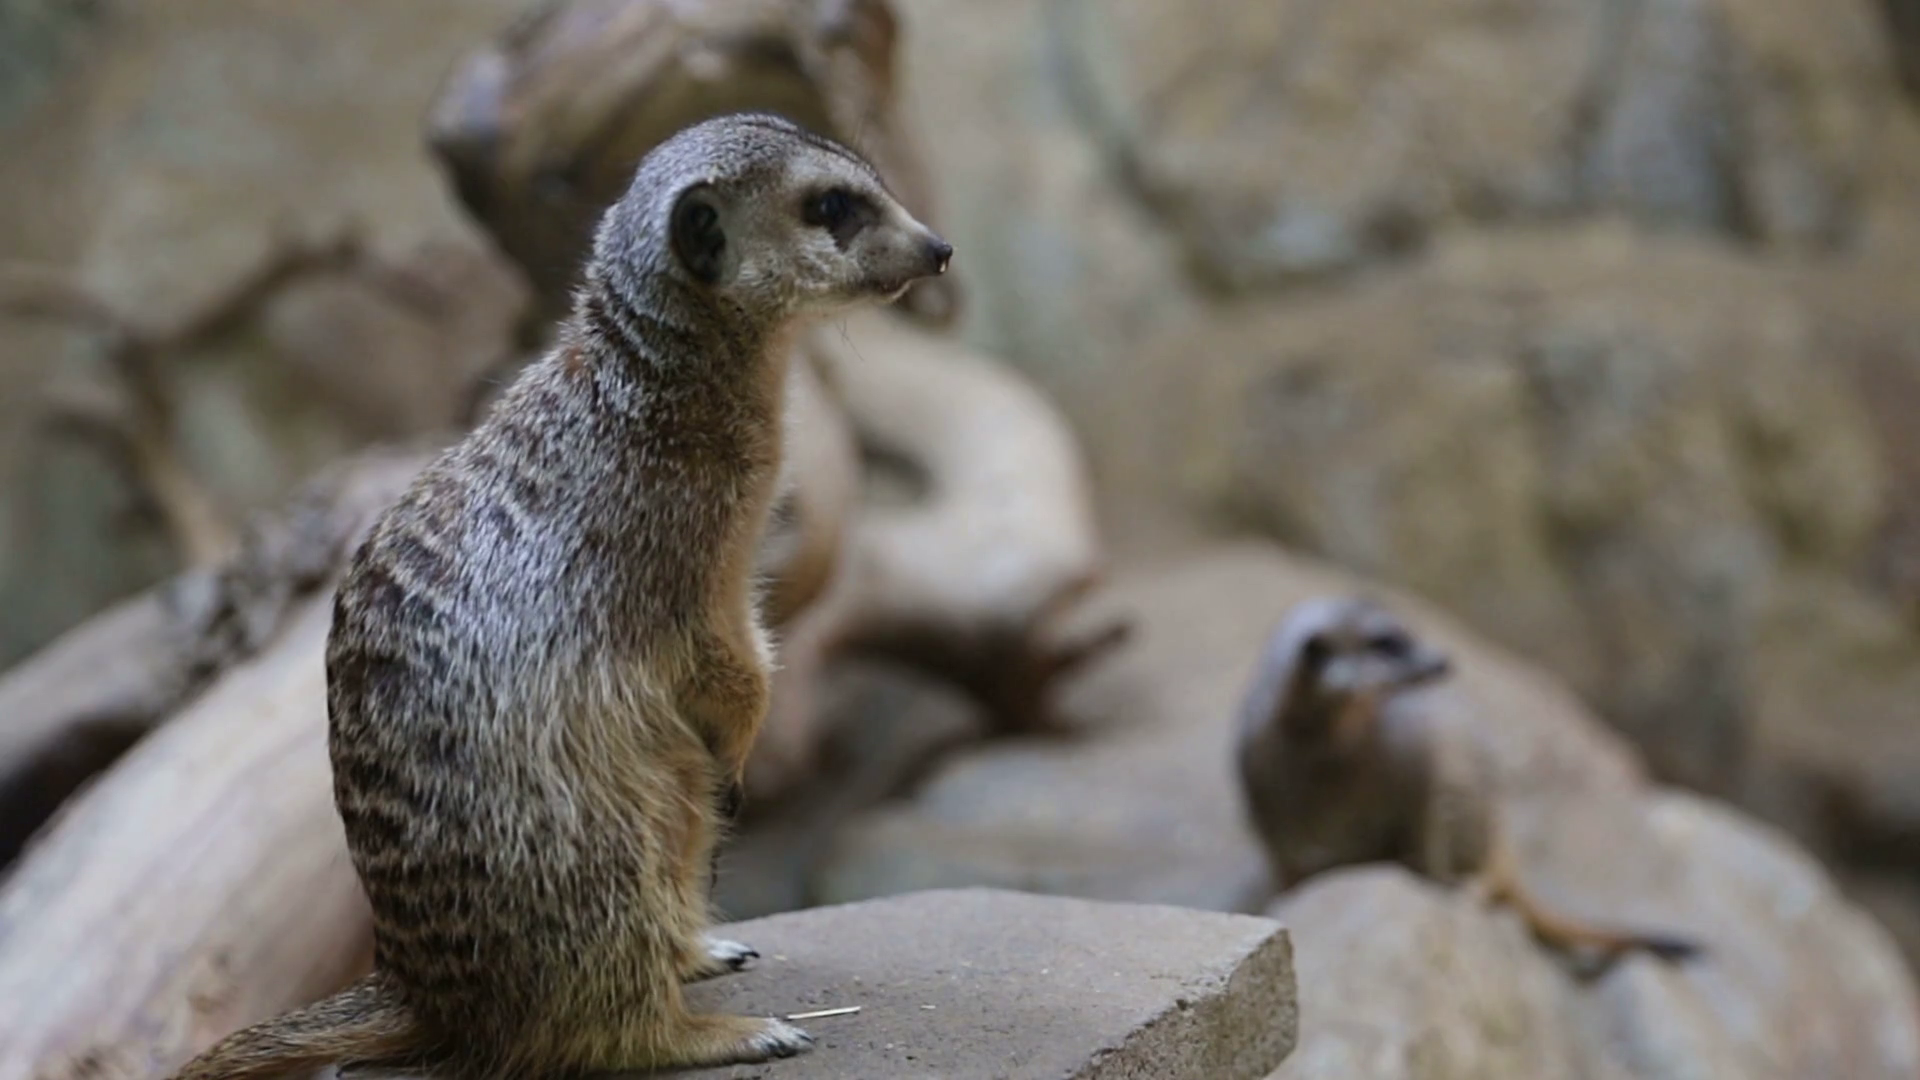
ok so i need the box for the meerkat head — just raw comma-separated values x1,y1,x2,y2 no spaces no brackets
591,111,951,322
1247,595,1452,750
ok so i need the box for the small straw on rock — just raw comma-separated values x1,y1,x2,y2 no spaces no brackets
785,1005,863,1021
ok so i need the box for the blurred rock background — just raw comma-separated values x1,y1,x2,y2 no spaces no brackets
3,0,1920,1074
883,0,1920,966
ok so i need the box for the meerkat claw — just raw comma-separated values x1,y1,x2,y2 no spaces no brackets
707,936,760,971
679,935,761,982
750,1019,815,1058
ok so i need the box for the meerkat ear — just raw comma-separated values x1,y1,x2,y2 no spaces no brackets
670,184,731,285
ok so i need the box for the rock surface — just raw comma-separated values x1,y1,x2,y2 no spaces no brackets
814,544,1920,1077
890,0,1920,395
1123,224,1920,854
716,660,993,920
665,888,1298,1080
814,543,1642,913
887,0,1920,948
0,0,531,667
1140,224,1911,798
1051,0,1895,290
1268,867,1592,1080
1271,794,1920,1079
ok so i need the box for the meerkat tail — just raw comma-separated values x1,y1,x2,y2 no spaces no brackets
167,975,428,1080
1478,842,1703,962
1504,886,1704,961
1618,930,1704,962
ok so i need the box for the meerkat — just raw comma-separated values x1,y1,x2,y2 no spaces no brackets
1234,595,1700,963
166,112,951,1079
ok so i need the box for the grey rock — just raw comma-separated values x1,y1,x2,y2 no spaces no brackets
716,661,993,920
891,0,1920,914
666,888,1298,1080
1268,796,1920,1079
0,0,531,668
0,0,102,126
1138,224,1920,812
1581,792,1920,1079
1268,867,1594,1080
1045,0,1889,293
1890,0,1920,101
1578,0,1746,235
814,544,1641,914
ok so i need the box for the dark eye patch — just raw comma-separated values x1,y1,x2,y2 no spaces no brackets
1367,632,1412,658
802,186,876,248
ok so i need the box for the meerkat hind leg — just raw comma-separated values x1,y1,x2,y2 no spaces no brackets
672,794,760,984
594,923,811,1069
594,985,814,1070
665,1012,814,1066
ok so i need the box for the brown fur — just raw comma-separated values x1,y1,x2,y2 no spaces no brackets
1234,596,1700,964
167,111,950,1080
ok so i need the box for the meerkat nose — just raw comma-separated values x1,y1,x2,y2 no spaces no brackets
925,235,954,275
1412,650,1452,684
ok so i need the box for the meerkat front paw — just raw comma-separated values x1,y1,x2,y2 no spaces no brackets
681,934,761,981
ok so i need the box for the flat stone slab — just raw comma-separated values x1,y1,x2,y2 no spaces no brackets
663,888,1296,1079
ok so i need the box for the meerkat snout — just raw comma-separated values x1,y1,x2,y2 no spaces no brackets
1387,634,1451,689
802,184,952,303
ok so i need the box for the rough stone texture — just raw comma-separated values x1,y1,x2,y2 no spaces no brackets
815,545,1920,1077
1891,0,1920,100
0,0,531,667
715,660,993,920
886,6,1920,931
0,0,101,127
663,888,1297,1080
1114,225,1920,825
1052,0,1892,292
1269,867,1594,1080
889,0,1915,385
1270,795,1920,1080
885,0,1209,517
813,543,1641,913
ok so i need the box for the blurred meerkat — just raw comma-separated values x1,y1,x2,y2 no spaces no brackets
166,112,952,1079
1235,595,1701,963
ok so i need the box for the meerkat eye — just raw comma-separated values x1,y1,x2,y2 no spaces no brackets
1369,632,1412,659
803,187,859,230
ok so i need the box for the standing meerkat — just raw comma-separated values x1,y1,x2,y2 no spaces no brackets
1235,596,1701,963
167,111,951,1079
